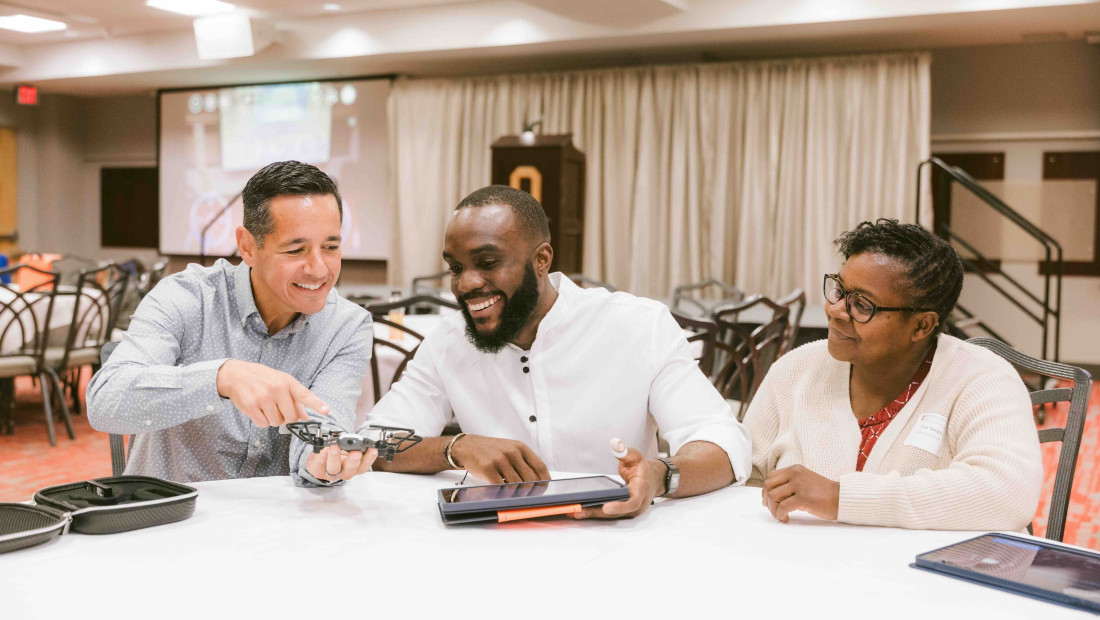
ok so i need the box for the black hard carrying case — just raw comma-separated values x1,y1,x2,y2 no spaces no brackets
0,476,197,554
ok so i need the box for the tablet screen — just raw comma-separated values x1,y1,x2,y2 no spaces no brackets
441,476,622,504
921,535,1100,602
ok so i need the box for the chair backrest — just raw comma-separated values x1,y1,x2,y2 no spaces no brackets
967,337,1092,543
364,295,458,403
56,263,128,370
671,311,717,376
566,274,617,292
145,259,168,294
0,264,58,364
775,288,806,355
52,254,99,286
411,270,450,296
671,279,745,318
711,295,790,420
99,341,129,476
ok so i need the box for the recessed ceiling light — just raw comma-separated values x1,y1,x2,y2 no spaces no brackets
323,3,341,11
146,0,235,16
0,14,67,33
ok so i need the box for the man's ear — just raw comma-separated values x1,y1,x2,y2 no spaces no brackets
237,227,258,267
911,311,939,343
533,241,554,276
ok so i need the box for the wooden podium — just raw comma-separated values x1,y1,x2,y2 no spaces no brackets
491,134,586,274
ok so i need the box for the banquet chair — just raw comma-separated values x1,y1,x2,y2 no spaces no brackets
671,279,744,318
0,264,74,445
144,259,168,293
409,270,454,314
364,295,459,404
775,288,806,354
46,263,129,416
566,274,617,292
671,311,717,376
967,337,1092,543
711,295,790,421
113,257,159,332
411,270,450,295
99,341,130,476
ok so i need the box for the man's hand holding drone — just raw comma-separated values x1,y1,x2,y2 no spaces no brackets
307,444,378,483
288,422,422,483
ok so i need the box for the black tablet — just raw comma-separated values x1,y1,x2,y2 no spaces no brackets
437,475,630,524
912,533,1100,613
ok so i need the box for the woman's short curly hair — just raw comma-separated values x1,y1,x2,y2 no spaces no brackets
834,219,963,335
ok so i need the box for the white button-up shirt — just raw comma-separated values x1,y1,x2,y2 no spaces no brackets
366,273,750,480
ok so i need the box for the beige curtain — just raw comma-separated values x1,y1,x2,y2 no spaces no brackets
388,53,930,299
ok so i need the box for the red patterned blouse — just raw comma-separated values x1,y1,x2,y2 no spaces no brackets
856,346,936,472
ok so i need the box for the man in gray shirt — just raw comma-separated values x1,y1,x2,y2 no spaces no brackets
88,161,373,486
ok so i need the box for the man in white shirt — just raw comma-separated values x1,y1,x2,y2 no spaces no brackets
366,185,750,518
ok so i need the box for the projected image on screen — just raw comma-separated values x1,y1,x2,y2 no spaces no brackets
159,78,391,260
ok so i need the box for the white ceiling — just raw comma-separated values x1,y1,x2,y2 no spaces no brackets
0,0,486,43
0,0,1098,95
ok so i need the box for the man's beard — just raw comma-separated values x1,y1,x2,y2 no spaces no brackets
460,262,540,354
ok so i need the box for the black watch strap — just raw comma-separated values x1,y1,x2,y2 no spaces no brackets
658,457,679,497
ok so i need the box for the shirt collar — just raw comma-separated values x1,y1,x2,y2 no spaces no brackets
230,262,310,337
531,272,575,339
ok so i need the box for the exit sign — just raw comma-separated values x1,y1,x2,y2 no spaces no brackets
15,85,37,105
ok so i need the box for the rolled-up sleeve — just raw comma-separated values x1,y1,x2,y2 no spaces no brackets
87,278,235,434
648,309,752,484
290,312,373,487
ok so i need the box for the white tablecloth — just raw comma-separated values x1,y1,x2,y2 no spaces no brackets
1,472,1080,619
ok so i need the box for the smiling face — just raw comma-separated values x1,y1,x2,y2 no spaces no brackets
237,193,342,333
825,252,937,368
443,204,548,353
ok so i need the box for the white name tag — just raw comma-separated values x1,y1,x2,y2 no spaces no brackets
903,413,947,456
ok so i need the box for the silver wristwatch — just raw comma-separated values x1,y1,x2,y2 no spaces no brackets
658,457,679,497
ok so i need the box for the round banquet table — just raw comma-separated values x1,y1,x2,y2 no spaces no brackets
1,471,1080,619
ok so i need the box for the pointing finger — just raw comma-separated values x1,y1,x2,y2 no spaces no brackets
294,385,330,416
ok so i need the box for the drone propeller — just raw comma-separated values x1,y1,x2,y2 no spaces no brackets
285,421,423,462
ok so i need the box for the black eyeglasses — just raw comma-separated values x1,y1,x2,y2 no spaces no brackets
823,274,932,323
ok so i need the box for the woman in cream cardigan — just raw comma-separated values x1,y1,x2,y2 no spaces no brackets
745,219,1042,530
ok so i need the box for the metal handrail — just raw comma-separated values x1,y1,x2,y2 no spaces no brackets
916,157,1063,360
937,225,1047,310
952,303,1010,344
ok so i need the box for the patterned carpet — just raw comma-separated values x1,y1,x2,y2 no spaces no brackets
1,371,1098,548
0,371,113,502
1032,382,1100,550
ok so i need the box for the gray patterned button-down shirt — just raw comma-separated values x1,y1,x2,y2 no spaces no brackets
87,259,371,486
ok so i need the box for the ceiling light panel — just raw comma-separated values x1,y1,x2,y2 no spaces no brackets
0,14,66,33
146,0,236,17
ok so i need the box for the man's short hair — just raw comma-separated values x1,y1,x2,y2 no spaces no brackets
242,161,343,247
455,185,551,244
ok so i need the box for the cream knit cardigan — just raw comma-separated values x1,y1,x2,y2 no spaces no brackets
744,334,1043,531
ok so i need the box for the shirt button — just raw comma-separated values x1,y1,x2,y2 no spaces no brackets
522,367,530,374
205,405,214,412
266,342,274,350
529,415,537,422
144,419,151,426
520,356,528,363
254,439,262,447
